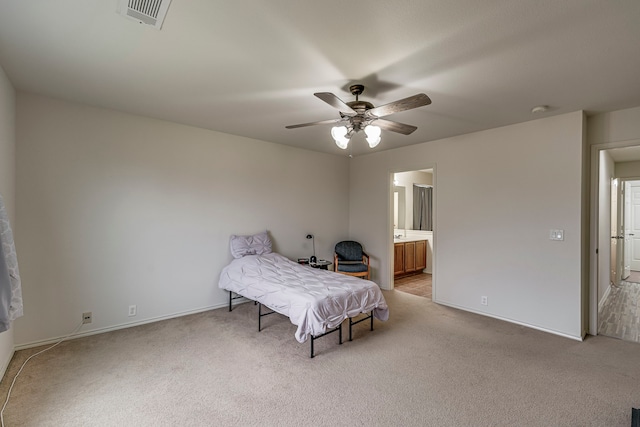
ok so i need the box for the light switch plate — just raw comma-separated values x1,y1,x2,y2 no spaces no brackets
550,229,564,241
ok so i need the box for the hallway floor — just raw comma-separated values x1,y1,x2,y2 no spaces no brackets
598,279,640,344
626,270,640,283
394,273,432,299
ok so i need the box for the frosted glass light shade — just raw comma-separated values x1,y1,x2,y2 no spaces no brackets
331,126,350,149
365,125,381,148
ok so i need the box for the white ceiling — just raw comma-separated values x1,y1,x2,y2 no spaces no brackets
1,1,639,157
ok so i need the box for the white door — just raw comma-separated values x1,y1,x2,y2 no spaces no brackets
623,181,632,278
630,182,640,271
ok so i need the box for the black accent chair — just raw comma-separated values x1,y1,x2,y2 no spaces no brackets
334,241,370,280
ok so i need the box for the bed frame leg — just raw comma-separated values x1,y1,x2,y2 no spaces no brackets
310,323,343,358
349,311,374,341
257,303,276,332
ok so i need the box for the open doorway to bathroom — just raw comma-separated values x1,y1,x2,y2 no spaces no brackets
392,169,434,299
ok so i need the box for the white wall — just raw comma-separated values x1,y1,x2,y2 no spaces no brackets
0,65,16,376
587,106,640,146
350,112,585,339
14,93,351,346
615,161,640,179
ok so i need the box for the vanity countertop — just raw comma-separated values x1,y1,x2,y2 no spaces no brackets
393,230,432,244
394,236,428,244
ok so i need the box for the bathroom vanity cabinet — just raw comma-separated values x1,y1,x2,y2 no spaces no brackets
394,240,426,278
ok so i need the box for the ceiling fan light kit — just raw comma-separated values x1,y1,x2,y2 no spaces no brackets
364,125,381,148
331,126,350,149
286,84,431,151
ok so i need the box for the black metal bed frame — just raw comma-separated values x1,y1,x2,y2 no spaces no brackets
348,311,374,341
228,291,244,311
227,291,374,358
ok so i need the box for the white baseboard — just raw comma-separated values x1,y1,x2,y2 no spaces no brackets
433,298,584,342
0,348,15,381
14,300,241,351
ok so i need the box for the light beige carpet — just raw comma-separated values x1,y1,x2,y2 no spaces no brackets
1,290,640,426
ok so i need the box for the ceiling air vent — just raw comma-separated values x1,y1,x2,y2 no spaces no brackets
117,0,173,30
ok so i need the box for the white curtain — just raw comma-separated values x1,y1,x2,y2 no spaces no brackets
0,193,23,332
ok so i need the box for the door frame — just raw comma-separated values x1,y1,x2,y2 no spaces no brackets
610,177,621,285
388,164,437,297
589,139,640,335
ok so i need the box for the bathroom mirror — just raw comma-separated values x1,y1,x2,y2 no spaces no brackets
393,186,406,229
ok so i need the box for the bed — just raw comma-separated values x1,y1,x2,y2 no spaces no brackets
218,232,389,357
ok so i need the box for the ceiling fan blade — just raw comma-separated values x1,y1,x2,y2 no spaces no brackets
374,118,418,135
367,93,431,118
285,117,347,129
314,92,357,116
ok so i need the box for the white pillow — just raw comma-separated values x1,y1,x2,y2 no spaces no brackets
229,231,272,258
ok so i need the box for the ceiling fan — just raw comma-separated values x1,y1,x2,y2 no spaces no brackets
286,84,431,149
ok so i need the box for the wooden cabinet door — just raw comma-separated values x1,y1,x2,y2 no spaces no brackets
415,240,426,271
394,243,405,275
405,241,416,273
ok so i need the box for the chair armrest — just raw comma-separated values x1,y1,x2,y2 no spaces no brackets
362,252,369,264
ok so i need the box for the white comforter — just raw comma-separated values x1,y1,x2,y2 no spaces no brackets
218,253,389,343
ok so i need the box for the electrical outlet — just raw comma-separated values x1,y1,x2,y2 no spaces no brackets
82,312,92,324
128,305,137,317
481,296,488,306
